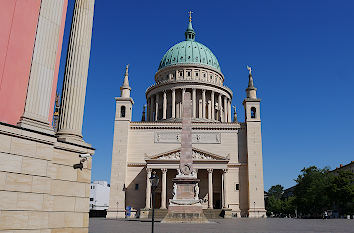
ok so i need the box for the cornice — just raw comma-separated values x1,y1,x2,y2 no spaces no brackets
130,121,242,130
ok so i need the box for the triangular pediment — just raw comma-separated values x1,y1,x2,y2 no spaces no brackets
145,147,229,161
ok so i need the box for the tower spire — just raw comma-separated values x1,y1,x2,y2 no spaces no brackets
120,64,131,98
185,11,195,41
246,65,257,99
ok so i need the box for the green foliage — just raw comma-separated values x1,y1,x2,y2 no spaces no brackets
327,170,354,215
266,195,283,216
267,165,354,218
294,166,331,217
268,184,284,200
266,184,296,217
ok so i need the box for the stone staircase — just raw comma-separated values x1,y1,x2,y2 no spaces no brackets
148,209,168,220
144,209,225,220
203,209,224,219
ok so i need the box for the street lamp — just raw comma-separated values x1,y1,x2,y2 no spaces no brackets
149,171,159,233
253,201,256,217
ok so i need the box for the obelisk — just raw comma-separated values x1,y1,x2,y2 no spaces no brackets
162,92,208,223
179,92,193,175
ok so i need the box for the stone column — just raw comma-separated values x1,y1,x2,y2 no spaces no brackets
202,90,206,119
172,89,176,118
211,91,215,120
150,95,154,122
218,94,222,122
18,0,66,134
145,168,152,209
182,88,186,103
207,168,213,209
192,88,196,118
146,98,149,121
198,99,202,118
161,168,167,209
223,169,228,208
163,91,167,120
181,88,186,117
155,93,159,121
228,99,232,122
224,96,228,122
57,0,95,142
207,100,211,120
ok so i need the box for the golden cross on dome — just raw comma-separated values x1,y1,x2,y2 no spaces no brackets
188,11,193,22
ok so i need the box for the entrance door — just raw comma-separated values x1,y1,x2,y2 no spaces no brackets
213,192,221,209
153,192,161,209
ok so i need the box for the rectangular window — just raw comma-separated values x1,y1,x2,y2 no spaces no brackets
90,198,94,201
135,184,139,190
236,184,239,190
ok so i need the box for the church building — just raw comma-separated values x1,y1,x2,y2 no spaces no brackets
107,16,266,219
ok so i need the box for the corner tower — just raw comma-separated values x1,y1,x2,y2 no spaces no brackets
107,65,134,218
243,66,266,217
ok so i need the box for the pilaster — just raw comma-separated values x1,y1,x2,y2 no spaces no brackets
18,0,66,134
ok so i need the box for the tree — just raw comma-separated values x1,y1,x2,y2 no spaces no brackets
294,166,331,217
282,196,296,216
328,170,354,215
268,185,284,200
266,185,284,216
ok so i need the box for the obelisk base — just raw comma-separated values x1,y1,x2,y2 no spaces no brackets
162,175,208,223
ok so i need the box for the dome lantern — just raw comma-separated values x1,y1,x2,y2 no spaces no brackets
185,11,195,41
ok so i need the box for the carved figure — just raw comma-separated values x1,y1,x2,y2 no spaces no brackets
172,183,177,200
194,183,199,200
247,65,252,75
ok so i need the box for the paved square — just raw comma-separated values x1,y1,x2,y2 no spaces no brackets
89,218,354,233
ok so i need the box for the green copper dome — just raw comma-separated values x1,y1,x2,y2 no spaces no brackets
158,21,221,72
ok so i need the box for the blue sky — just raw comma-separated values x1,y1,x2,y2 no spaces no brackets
57,0,354,191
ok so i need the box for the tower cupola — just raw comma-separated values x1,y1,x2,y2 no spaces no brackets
185,11,195,41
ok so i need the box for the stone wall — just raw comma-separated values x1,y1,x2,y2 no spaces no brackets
0,123,94,232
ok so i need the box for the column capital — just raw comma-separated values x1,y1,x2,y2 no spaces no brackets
207,168,213,173
161,168,168,173
202,89,206,93
223,168,229,173
146,168,152,173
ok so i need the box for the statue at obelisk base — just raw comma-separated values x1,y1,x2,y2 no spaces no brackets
162,92,208,223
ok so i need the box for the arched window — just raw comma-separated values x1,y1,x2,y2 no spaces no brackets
121,106,126,118
251,107,256,119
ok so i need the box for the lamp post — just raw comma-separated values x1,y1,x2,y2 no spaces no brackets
253,201,256,217
149,171,159,233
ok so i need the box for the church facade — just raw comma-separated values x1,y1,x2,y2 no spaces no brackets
107,17,266,218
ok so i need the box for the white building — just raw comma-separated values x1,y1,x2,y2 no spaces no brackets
107,17,266,219
90,181,110,211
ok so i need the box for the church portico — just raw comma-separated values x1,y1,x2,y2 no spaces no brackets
137,147,230,211
141,168,228,211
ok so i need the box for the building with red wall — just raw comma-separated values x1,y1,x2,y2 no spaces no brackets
0,0,68,126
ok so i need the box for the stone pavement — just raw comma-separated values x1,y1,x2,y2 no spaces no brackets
89,218,354,233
